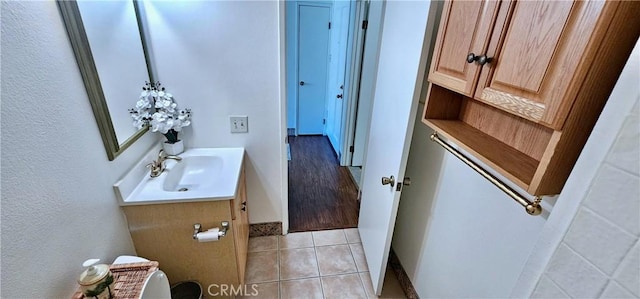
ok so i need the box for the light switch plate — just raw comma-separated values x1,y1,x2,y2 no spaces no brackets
229,116,248,133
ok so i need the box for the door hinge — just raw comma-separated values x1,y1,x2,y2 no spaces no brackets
349,145,354,153
362,20,368,30
328,22,331,29
323,118,326,124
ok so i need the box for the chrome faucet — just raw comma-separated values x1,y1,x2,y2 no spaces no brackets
146,149,182,178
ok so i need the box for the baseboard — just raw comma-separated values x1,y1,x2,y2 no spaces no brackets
249,222,283,237
389,248,420,299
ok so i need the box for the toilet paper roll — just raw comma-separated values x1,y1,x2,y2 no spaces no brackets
196,228,219,242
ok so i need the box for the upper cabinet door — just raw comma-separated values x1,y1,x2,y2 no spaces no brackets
428,0,500,97
475,0,608,129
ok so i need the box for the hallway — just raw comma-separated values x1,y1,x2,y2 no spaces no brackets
288,136,359,232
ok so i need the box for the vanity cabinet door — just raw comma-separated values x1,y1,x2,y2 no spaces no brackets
428,0,500,96
474,0,610,129
123,201,240,295
232,169,249,284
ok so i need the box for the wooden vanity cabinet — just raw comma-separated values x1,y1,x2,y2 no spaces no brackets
122,169,249,298
424,0,640,195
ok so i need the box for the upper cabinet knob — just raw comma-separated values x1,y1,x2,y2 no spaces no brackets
466,53,477,63
299,81,305,86
477,55,493,65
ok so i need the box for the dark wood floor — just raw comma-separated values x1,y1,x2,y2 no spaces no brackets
288,136,360,232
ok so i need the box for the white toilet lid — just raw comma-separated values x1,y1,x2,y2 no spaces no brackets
113,255,150,264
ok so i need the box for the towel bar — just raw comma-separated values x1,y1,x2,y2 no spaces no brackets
430,132,542,216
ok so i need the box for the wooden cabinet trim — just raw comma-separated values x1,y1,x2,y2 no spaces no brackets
479,88,545,121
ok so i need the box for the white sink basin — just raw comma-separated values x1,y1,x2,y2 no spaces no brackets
114,148,245,205
162,155,223,192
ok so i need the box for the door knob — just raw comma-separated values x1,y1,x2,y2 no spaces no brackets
337,94,343,99
299,81,305,86
381,175,395,187
466,53,478,63
477,55,493,65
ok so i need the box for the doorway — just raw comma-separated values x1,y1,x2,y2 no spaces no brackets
286,0,372,232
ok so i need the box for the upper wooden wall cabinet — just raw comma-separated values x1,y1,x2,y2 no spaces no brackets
423,0,639,196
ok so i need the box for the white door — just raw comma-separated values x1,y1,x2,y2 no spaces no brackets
297,4,331,135
326,2,351,156
359,0,433,295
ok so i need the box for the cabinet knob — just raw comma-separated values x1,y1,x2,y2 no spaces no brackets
477,55,493,65
466,53,477,63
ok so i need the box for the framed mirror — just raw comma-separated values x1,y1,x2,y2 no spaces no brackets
58,0,155,160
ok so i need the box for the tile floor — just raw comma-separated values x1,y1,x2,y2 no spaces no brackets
241,229,407,299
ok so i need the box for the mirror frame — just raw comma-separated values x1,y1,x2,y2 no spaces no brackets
58,0,155,161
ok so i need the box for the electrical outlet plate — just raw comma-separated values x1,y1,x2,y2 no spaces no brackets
229,116,248,133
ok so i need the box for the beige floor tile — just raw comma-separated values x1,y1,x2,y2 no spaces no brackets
316,244,358,276
322,273,367,299
359,270,407,299
349,243,369,272
237,282,279,299
280,248,319,280
280,278,324,299
360,272,377,298
345,228,361,243
245,250,279,283
279,232,314,249
249,236,278,252
312,230,347,246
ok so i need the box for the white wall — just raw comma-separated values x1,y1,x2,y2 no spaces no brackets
392,37,640,298
393,111,546,297
1,1,158,297
285,0,335,133
286,1,297,130
141,1,285,224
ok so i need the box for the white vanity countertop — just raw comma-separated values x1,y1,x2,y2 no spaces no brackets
114,147,245,206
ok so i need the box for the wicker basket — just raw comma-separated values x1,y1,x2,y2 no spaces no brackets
72,262,159,299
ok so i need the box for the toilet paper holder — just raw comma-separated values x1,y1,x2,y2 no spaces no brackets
193,221,229,239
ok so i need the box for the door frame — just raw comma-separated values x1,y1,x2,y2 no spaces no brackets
282,0,386,233
341,0,368,166
325,0,355,159
343,0,384,167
